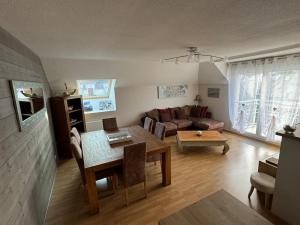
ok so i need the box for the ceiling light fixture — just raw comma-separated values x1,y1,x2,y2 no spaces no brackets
161,47,225,64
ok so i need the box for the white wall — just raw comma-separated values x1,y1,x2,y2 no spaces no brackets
42,58,199,130
199,84,231,129
86,84,198,130
198,61,231,128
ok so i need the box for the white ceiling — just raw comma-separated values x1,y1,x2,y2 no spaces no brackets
1,0,300,61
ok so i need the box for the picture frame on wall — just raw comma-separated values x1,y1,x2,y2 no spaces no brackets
157,84,188,99
208,88,220,98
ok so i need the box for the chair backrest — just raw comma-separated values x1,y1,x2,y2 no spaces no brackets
143,117,153,132
70,136,86,184
123,142,146,187
102,117,118,131
70,127,81,145
154,122,166,140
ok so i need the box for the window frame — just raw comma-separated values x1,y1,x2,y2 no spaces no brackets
77,79,116,114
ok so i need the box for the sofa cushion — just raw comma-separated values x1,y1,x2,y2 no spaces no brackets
205,111,212,119
163,122,177,131
181,105,192,117
168,107,179,120
146,109,159,121
190,106,200,117
190,106,209,118
190,117,224,130
172,119,193,129
199,106,208,118
175,109,186,119
158,109,172,122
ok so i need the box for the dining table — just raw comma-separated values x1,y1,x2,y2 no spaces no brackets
81,125,171,214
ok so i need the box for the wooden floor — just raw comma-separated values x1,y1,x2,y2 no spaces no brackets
45,132,287,225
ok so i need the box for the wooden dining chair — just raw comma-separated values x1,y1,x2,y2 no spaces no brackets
70,137,118,192
102,117,119,131
143,117,153,132
147,122,166,165
70,136,86,183
121,142,147,206
70,127,81,145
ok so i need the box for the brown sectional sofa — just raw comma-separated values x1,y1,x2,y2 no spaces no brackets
143,105,224,136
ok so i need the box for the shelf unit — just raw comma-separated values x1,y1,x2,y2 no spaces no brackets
50,95,86,159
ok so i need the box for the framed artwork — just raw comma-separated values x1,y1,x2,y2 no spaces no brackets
158,84,188,99
208,88,220,98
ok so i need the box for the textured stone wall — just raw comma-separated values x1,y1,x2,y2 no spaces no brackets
0,26,56,225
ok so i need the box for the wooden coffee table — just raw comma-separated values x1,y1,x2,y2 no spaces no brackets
176,130,229,154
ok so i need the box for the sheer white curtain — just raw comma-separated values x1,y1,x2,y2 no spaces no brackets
228,54,300,141
228,61,263,134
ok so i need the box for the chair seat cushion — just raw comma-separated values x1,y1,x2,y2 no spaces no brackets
250,172,275,194
172,119,193,129
163,122,177,131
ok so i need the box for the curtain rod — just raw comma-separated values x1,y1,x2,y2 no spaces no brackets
228,52,300,64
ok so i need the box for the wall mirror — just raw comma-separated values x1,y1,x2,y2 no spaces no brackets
10,80,46,131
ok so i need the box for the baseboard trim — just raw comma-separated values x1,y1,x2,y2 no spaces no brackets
224,129,280,147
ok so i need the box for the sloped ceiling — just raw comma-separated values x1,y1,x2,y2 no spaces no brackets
0,0,300,60
42,58,200,90
198,62,228,84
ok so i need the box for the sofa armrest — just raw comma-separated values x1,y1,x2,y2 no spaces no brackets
205,112,212,119
140,115,146,126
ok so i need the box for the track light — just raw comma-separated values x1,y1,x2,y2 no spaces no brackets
161,47,225,64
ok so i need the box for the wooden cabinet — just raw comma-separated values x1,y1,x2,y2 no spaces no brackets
50,95,86,159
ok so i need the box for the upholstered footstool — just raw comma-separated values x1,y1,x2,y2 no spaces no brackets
191,118,224,132
248,172,276,209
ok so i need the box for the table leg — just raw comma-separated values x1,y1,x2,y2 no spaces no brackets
161,147,171,186
223,143,229,154
85,168,99,214
176,135,184,152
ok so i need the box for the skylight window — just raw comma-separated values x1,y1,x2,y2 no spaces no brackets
77,79,116,113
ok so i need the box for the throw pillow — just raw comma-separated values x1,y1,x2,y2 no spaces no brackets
146,109,159,121
175,109,186,120
190,106,199,117
181,105,192,117
158,109,172,122
200,106,208,118
168,107,178,120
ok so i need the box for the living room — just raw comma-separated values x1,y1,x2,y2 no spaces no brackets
1,1,300,225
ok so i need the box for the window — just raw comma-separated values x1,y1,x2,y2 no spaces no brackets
228,55,300,142
77,79,116,113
